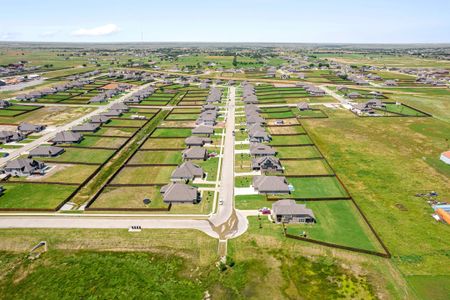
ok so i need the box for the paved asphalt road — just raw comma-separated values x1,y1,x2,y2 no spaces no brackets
0,85,248,245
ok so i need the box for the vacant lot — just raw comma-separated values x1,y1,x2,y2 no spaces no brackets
111,166,174,185
41,148,115,164
285,200,383,252
141,137,185,149
0,183,76,209
128,150,182,165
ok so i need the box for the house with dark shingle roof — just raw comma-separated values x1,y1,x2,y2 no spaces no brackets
272,199,316,224
52,131,83,144
90,115,111,124
192,125,214,136
250,143,276,157
182,147,208,161
71,122,100,133
252,176,290,194
0,131,24,143
252,156,283,172
297,102,310,111
29,146,64,157
160,182,199,204
3,158,46,176
18,122,46,134
171,162,204,181
185,136,212,147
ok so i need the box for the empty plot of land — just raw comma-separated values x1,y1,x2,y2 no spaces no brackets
110,166,174,185
41,148,115,164
128,150,182,165
0,183,77,209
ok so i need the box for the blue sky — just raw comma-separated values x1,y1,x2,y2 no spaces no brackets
1,0,449,43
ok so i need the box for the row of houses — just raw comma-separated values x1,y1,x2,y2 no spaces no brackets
293,83,326,96
0,103,130,177
88,83,132,104
15,79,94,102
124,86,156,104
159,99,221,204
0,122,46,144
241,90,316,224
66,70,100,81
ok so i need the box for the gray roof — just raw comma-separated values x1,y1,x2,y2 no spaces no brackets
272,199,315,219
250,143,276,156
252,156,282,171
29,146,64,157
185,136,212,146
90,115,111,124
110,103,129,111
18,122,45,132
52,131,83,143
71,122,100,132
252,176,290,193
182,147,208,160
192,125,214,135
297,102,310,110
4,158,45,173
103,109,122,117
171,162,204,180
160,182,198,203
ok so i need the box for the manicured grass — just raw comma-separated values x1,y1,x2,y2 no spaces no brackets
277,145,322,159
235,176,252,188
166,113,198,120
111,166,174,185
383,103,426,116
67,136,128,149
235,194,267,209
195,157,219,181
283,177,349,199
105,119,146,127
92,186,165,208
285,200,382,252
151,128,192,138
128,150,182,165
41,148,115,164
141,137,185,149
9,164,98,184
278,159,333,176
0,183,76,209
270,134,313,145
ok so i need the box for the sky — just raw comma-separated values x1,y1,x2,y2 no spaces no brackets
1,0,449,43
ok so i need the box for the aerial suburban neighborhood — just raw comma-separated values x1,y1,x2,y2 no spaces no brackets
0,0,449,299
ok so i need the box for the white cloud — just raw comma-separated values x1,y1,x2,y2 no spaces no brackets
0,32,20,40
40,30,59,37
71,24,120,37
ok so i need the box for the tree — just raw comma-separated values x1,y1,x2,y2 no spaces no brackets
232,54,238,67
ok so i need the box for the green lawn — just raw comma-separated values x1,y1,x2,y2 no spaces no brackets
141,137,186,149
406,275,450,300
111,166,174,185
277,145,322,159
270,135,313,145
278,159,333,176
128,150,182,165
285,200,383,252
151,128,192,138
278,177,349,199
41,148,115,164
0,183,76,209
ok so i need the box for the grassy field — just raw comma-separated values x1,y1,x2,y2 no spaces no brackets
0,183,76,209
41,148,115,164
111,166,174,185
285,200,383,252
128,150,182,165
302,112,450,282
